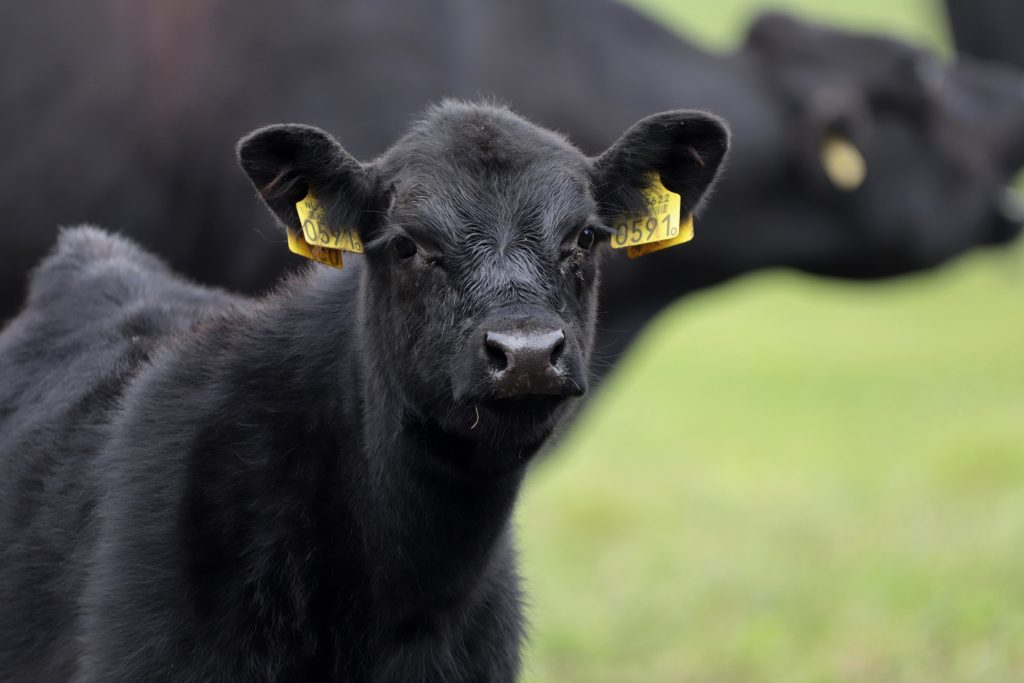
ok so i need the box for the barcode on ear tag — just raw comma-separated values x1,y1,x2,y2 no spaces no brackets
609,173,694,259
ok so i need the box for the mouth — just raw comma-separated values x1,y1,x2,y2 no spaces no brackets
479,395,568,422
998,185,1024,223
993,184,1024,244
452,394,575,447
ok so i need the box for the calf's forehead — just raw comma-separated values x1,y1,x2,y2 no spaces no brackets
385,143,595,247
396,163,592,231
373,105,600,254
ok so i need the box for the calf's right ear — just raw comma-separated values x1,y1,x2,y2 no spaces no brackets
592,111,730,218
237,124,379,238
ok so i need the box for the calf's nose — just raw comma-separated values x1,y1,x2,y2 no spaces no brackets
483,326,570,397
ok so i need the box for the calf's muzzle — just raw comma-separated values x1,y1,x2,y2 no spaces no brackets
467,314,586,400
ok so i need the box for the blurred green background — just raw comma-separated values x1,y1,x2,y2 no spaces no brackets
517,2,1024,681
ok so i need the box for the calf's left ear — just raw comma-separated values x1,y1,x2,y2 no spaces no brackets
237,124,380,238
593,111,730,217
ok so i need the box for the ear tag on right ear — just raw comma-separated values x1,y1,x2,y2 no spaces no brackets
286,228,344,269
289,190,364,269
610,173,695,259
820,135,867,191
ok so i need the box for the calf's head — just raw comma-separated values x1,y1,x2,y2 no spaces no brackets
238,102,727,454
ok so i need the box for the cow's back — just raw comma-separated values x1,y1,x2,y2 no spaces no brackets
0,227,236,681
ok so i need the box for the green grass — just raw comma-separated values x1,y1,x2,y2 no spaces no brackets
627,0,949,52
518,2,1024,681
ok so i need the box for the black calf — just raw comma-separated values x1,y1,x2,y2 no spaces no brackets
0,101,728,681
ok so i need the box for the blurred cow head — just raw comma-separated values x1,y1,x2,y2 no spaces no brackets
741,12,1024,277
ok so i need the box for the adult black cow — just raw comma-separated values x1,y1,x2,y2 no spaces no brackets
945,0,1024,69
596,11,1024,361
2,1,1023,369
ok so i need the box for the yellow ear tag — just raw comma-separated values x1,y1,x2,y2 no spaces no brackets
820,135,867,192
286,227,344,269
289,190,364,269
610,173,694,259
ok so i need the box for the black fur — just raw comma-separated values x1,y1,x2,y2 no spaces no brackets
946,0,1024,70
594,111,729,218
0,101,728,682
3,0,1023,352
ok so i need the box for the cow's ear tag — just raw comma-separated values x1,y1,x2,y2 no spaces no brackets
820,135,867,192
288,190,364,269
610,173,694,259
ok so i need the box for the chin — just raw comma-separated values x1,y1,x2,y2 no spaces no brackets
440,395,575,454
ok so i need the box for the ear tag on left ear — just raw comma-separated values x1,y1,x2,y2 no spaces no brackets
610,173,694,259
289,190,364,269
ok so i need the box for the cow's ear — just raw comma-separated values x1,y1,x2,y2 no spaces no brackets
237,124,381,238
592,111,729,218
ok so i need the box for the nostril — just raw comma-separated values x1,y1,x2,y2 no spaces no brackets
483,333,510,372
481,326,573,397
548,331,565,368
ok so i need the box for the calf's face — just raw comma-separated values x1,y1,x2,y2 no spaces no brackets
239,103,727,453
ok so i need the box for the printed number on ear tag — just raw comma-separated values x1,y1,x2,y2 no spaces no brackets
286,229,344,269
610,173,694,259
289,190,364,269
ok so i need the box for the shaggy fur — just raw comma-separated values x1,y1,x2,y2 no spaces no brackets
0,101,728,682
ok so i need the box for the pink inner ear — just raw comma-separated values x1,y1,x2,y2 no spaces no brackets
260,170,292,198
687,146,706,168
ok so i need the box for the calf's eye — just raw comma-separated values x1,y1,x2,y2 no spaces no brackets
393,235,417,259
576,227,596,251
